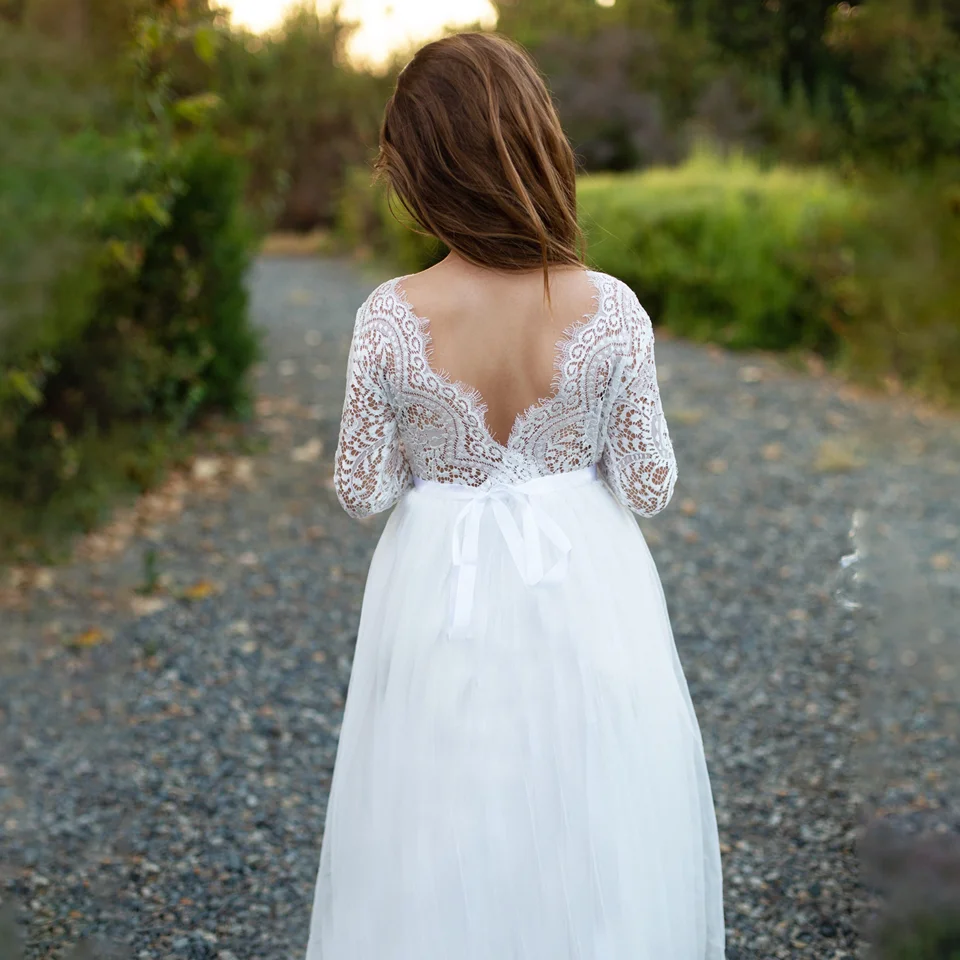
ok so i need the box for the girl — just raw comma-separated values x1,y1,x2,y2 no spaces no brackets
307,31,725,960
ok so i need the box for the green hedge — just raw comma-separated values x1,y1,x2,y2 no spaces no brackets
0,16,259,560
578,150,865,353
339,150,960,405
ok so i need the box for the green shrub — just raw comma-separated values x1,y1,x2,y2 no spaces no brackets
578,148,864,353
215,4,396,230
827,1,960,171
863,821,960,960
825,168,960,403
336,164,444,273
0,12,258,560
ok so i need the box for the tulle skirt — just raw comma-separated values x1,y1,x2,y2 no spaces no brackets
306,466,725,959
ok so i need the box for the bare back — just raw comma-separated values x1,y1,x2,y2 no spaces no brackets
398,257,599,447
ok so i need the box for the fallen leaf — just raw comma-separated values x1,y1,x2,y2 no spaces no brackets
670,408,704,426
825,411,848,430
182,579,216,601
237,551,259,567
262,417,293,435
192,457,221,481
680,499,697,516
33,569,55,591
292,438,323,463
707,458,728,475
930,552,954,571
813,438,864,473
900,649,918,667
738,365,764,383
762,443,783,462
130,596,168,617
233,458,255,484
67,628,106,649
286,288,315,305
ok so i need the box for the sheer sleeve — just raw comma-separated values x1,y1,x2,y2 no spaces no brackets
598,286,678,517
333,293,412,519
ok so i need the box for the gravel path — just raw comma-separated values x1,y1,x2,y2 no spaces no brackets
1,256,958,960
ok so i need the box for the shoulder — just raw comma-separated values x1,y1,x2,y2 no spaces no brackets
587,271,652,341
587,271,647,313
355,276,407,326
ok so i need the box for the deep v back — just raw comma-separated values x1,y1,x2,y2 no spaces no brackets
393,271,603,451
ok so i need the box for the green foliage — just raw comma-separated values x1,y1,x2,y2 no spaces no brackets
497,0,960,173
578,148,864,353
863,822,960,960
826,167,960,402
214,3,396,230
336,165,444,273
874,909,960,960
827,1,960,169
0,8,258,560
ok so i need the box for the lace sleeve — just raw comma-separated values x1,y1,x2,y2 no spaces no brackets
599,286,677,517
333,294,412,519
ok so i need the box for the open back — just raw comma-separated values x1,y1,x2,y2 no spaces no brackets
334,271,677,519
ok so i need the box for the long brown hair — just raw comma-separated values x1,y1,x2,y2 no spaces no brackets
375,32,584,289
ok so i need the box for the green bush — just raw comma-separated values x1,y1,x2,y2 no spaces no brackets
826,168,960,403
863,822,960,960
827,1,960,171
336,164,444,273
214,3,396,230
339,148,960,405
578,148,864,353
0,12,258,559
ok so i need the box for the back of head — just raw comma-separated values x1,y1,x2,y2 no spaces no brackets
376,32,583,278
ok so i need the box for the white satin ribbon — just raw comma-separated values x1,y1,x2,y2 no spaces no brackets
412,466,597,640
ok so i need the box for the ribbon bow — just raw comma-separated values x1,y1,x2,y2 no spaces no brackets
447,482,573,640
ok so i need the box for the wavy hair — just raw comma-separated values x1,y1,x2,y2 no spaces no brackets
375,32,584,291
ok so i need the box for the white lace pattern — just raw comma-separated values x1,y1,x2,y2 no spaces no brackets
334,271,677,519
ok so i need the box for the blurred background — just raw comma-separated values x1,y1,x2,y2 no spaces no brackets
0,1,958,959
2,0,959,555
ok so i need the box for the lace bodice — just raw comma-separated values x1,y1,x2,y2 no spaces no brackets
334,271,677,519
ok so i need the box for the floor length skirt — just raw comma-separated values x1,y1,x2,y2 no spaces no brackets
305,465,725,959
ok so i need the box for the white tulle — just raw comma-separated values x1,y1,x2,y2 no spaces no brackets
306,468,725,959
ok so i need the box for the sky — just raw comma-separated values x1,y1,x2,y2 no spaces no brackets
223,0,499,65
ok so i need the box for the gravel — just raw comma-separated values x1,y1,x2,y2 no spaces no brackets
1,256,958,959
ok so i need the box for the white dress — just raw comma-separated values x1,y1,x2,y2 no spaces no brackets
306,271,725,959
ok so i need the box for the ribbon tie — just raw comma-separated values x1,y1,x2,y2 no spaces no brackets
447,482,573,640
